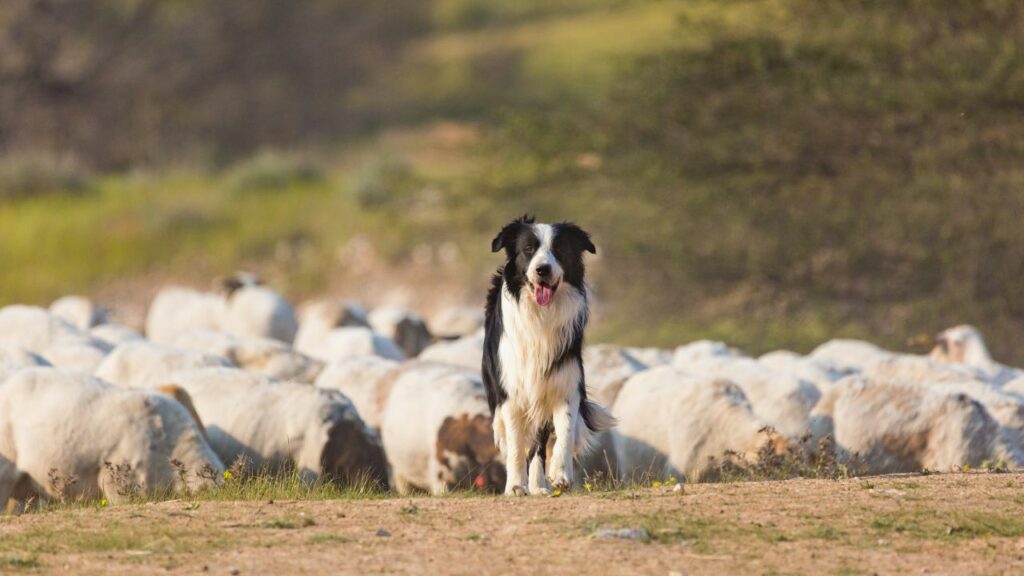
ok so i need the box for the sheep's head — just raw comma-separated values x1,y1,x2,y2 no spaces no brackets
931,325,991,366
436,413,506,493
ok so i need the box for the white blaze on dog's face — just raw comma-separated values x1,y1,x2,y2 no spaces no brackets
491,217,596,308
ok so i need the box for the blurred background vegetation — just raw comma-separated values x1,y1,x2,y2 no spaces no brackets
1,0,1023,360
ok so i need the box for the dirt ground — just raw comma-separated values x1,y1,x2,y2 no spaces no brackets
1,473,1023,575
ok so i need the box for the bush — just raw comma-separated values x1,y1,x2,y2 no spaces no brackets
350,155,420,209
221,152,324,195
0,155,93,200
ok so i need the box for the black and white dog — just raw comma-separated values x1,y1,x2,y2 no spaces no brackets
483,215,615,496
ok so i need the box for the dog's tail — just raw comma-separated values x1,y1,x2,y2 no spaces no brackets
575,399,616,458
580,399,616,433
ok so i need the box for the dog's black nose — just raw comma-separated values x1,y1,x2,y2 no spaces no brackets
536,264,552,278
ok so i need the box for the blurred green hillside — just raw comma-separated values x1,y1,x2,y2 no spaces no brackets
2,0,1024,362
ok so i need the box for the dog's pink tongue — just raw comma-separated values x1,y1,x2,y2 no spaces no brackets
535,284,554,306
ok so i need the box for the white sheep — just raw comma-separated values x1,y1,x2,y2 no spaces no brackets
220,282,299,344
0,368,224,508
145,287,226,345
675,356,820,439
429,306,484,339
417,330,484,371
0,346,51,383
94,341,232,389
0,305,97,353
314,356,401,430
164,367,388,488
368,306,433,358
623,347,674,367
146,277,298,345
89,324,145,348
379,362,504,494
577,345,649,481
40,340,110,374
613,366,783,482
758,350,853,392
174,330,323,383
672,340,744,367
809,338,892,373
930,325,1022,385
49,295,109,331
809,376,1015,474
293,298,371,354
296,326,405,363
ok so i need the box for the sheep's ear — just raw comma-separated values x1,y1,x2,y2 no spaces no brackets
216,275,245,296
558,222,597,254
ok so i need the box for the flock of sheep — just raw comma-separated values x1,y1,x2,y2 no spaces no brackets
2,274,1023,510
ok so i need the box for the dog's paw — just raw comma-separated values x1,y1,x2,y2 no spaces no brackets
550,478,570,492
531,486,551,496
506,485,528,497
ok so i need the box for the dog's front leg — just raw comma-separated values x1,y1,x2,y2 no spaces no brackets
547,402,575,490
528,452,551,495
500,404,529,496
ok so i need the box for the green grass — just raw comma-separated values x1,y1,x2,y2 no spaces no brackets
0,556,41,570
870,509,1024,541
581,511,789,551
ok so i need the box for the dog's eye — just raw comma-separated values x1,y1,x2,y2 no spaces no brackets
523,245,536,256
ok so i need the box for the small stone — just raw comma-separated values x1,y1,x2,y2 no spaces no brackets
376,528,392,538
672,483,684,493
593,528,649,541
228,569,240,576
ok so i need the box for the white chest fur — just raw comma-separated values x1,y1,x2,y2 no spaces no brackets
498,283,587,426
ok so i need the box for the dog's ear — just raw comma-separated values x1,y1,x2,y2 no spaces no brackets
558,222,597,254
490,214,534,253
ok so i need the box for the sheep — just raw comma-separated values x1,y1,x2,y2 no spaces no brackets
220,280,299,344
859,354,1024,462
672,340,744,367
584,345,649,408
577,345,648,480
49,295,109,330
0,347,50,383
368,306,433,358
417,330,484,370
0,368,224,508
162,367,388,488
758,350,854,394
429,306,484,339
613,366,784,482
809,376,1016,474
0,305,96,353
173,330,323,383
0,306,110,374
94,341,232,389
146,276,298,345
930,325,1022,385
314,356,402,430
624,347,674,368
40,340,111,374
674,356,821,439
145,287,226,345
90,324,145,348
863,354,989,386
293,298,371,354
296,326,405,363
379,362,504,494
809,338,892,373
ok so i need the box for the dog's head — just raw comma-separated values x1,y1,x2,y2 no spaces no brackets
491,215,596,307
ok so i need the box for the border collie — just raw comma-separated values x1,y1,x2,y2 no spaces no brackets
483,215,615,496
